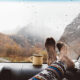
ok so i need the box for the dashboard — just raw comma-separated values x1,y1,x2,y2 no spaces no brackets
0,63,48,80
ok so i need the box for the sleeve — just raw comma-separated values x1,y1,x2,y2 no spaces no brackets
29,61,66,80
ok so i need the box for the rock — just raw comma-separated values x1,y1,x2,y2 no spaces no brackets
60,13,80,59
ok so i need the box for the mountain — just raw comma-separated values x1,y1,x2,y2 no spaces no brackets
9,27,45,56
60,13,80,59
0,33,20,48
8,25,47,62
9,35,31,49
0,33,22,57
15,24,44,47
0,32,44,62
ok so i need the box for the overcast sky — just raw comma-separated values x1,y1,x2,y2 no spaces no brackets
0,2,80,40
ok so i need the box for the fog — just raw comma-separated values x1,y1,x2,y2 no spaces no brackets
0,2,80,40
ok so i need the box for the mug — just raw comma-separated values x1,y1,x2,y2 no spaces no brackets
31,54,43,66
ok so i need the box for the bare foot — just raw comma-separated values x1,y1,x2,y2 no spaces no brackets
45,37,57,66
57,42,75,69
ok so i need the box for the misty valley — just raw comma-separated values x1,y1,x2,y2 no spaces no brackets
0,13,80,63
0,26,47,63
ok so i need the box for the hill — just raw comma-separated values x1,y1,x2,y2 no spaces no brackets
0,33,38,62
0,33,24,61
9,26,47,62
60,13,80,59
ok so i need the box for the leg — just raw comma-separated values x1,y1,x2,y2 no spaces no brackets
45,37,57,66
57,42,75,69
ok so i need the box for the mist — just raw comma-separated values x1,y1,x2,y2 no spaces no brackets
0,2,80,40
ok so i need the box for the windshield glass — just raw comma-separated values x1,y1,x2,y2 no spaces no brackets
0,2,80,62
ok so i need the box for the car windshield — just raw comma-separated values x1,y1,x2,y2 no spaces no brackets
0,2,80,63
